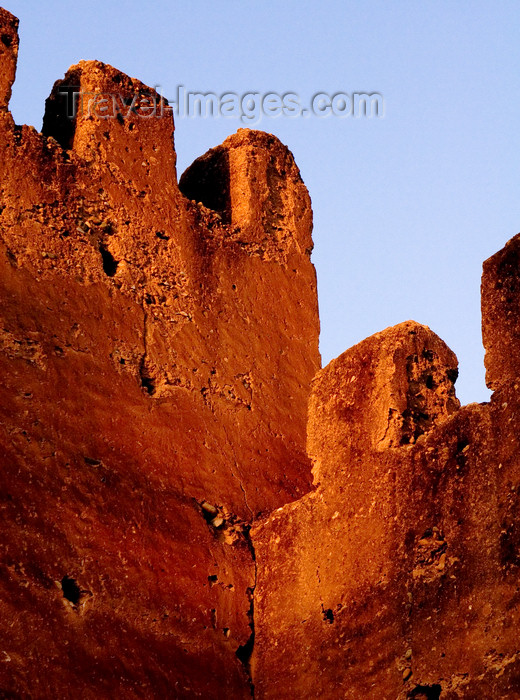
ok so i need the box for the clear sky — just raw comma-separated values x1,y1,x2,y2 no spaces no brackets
6,1,520,405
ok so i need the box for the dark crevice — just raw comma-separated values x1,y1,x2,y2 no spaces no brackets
139,366,155,396
322,607,334,624
457,439,470,453
196,499,226,532
195,496,256,696
5,247,17,267
236,624,255,666
42,75,81,149
456,438,470,470
179,147,231,223
83,456,101,466
61,575,81,605
140,376,155,394
99,243,118,276
235,527,256,698
236,582,255,698
408,684,442,700
139,310,155,395
242,524,255,561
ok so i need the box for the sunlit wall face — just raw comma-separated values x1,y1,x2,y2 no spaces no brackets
9,0,520,405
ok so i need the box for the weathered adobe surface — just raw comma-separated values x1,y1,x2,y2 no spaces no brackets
0,8,319,698
253,302,520,696
2,7,520,700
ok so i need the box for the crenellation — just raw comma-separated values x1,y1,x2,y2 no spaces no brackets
0,8,18,112
1,8,520,699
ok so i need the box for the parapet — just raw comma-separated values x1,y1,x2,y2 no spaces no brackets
42,60,177,185
482,232,520,392
308,320,460,483
0,8,18,112
180,128,313,261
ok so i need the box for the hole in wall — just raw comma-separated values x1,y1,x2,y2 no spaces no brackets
99,244,118,276
456,439,470,453
408,684,442,700
140,374,155,395
61,576,81,605
322,608,334,624
83,456,101,467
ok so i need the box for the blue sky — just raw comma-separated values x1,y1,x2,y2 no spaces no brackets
6,1,520,405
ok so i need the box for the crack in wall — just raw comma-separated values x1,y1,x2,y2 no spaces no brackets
139,307,154,394
193,493,256,695
223,422,255,520
236,529,256,699
235,466,254,520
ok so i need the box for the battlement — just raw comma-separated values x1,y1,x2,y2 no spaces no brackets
2,7,520,699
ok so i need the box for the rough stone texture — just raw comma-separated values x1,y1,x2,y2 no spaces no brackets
482,232,520,393
0,9,319,698
308,322,460,483
253,321,520,698
0,8,18,112
179,129,313,259
3,7,520,700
